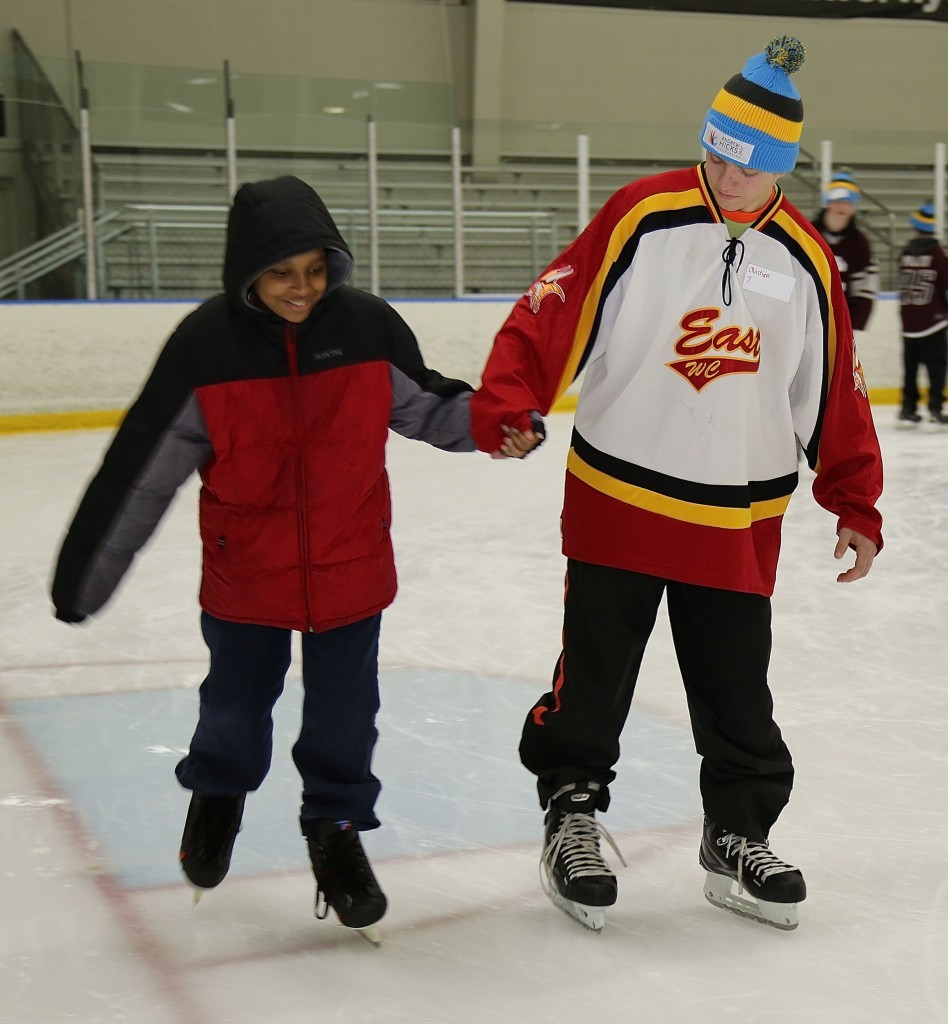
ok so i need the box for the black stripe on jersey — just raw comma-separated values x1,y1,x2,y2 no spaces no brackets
571,428,799,508
722,75,803,123
759,219,832,466
577,204,715,379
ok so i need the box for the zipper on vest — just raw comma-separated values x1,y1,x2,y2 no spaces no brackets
285,323,316,631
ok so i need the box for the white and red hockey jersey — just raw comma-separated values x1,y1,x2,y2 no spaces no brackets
471,164,883,596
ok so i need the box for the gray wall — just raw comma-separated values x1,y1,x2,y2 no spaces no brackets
501,4,945,164
0,0,944,164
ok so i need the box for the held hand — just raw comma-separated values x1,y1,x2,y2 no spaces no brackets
490,420,545,460
834,528,877,583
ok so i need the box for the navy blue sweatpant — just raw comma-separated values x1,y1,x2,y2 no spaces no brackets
175,611,383,834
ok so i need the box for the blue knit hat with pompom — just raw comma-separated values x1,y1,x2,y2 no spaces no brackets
700,36,805,174
823,172,861,207
910,202,936,234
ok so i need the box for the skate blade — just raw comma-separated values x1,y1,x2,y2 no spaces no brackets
356,925,381,946
703,871,799,930
549,891,606,933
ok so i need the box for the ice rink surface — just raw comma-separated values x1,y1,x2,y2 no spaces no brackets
1,410,946,1024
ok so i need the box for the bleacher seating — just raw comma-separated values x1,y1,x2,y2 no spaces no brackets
85,149,938,299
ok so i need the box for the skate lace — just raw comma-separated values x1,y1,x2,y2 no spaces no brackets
539,812,627,899
313,832,377,920
717,833,797,891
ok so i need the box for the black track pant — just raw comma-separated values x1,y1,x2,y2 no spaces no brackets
902,328,948,414
519,560,793,841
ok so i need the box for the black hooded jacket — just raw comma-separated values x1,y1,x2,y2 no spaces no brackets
51,175,474,632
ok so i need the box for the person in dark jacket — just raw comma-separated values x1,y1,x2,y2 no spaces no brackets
812,171,877,332
50,175,527,941
897,201,948,426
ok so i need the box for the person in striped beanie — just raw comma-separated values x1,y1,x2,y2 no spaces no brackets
812,170,878,331
898,201,948,425
472,34,883,935
909,201,937,235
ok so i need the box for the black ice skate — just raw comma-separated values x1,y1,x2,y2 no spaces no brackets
179,793,245,902
699,819,806,930
306,819,388,945
897,408,922,427
540,782,626,933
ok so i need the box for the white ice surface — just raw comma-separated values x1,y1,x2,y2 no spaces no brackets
1,411,946,1024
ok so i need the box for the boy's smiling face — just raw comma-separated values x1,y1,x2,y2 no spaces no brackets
252,249,328,322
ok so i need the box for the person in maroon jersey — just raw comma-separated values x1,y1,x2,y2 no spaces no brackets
49,175,496,942
898,201,948,426
812,171,878,331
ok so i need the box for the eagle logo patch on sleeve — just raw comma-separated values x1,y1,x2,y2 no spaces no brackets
527,266,574,313
853,341,868,398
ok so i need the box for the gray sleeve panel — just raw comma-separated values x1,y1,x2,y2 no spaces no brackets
75,395,212,615
388,365,476,453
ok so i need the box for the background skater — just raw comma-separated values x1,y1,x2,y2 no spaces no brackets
812,170,878,333
897,201,948,426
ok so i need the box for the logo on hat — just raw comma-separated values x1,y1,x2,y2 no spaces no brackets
703,123,754,167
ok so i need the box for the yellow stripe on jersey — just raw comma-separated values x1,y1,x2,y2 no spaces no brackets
551,184,709,404
567,448,792,528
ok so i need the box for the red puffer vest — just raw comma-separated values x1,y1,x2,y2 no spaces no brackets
197,325,397,632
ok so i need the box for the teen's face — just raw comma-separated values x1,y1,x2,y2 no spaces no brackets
823,200,856,233
704,152,782,213
252,249,328,322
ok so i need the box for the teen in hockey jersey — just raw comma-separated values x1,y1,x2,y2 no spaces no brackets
51,175,481,942
471,37,883,932
897,201,948,425
812,171,878,331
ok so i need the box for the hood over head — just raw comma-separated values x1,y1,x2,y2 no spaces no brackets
223,175,353,311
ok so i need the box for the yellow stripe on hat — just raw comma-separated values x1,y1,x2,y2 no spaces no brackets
827,178,861,195
712,88,802,144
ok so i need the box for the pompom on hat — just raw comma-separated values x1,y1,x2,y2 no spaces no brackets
823,172,861,207
700,35,805,174
910,202,936,234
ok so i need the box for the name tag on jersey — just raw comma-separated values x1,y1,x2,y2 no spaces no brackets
743,264,795,302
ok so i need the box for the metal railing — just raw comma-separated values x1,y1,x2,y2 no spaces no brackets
0,201,562,300
1,146,941,299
